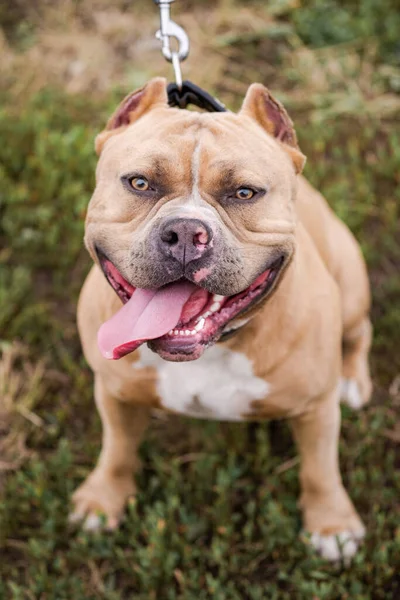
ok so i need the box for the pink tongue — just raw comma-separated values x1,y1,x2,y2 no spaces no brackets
98,281,197,360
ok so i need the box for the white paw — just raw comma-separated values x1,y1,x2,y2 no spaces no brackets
340,378,364,410
68,509,118,532
309,528,365,563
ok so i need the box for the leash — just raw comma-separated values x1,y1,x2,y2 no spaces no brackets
153,0,227,113
153,0,189,89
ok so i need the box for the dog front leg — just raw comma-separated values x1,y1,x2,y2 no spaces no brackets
291,390,365,562
70,375,149,531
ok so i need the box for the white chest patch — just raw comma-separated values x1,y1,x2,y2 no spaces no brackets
133,345,270,421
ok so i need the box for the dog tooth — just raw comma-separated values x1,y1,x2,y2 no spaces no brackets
212,294,225,302
210,302,221,312
194,318,205,331
195,310,211,323
185,330,191,335
179,331,185,335
174,330,179,336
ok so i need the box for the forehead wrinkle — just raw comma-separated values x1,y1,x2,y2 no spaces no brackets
202,157,273,190
116,142,190,178
207,159,245,176
113,155,170,182
144,156,170,178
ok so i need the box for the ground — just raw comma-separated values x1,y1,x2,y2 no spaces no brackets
0,1,399,598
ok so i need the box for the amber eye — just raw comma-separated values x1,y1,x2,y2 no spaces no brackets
129,176,150,191
235,187,255,200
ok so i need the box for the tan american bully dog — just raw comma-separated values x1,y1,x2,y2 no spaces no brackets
71,78,372,562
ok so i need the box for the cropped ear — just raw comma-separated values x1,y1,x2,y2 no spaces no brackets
95,77,168,154
240,83,306,174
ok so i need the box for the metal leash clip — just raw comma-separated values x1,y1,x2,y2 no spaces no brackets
153,0,190,89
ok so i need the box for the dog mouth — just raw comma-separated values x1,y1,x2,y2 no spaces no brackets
97,255,284,361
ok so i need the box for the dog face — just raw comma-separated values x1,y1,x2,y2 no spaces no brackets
85,78,306,361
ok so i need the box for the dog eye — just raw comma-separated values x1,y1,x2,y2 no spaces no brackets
129,176,150,191
235,187,255,200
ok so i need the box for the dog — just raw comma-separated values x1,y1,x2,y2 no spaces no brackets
70,77,372,561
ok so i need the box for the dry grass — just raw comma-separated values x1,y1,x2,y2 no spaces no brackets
0,343,46,480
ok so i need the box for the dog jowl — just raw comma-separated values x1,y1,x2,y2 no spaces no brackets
72,78,372,562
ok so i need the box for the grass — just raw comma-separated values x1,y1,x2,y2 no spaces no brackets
1,1,400,598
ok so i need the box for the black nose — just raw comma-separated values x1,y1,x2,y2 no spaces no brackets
158,217,213,265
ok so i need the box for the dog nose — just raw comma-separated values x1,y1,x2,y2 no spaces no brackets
159,218,213,265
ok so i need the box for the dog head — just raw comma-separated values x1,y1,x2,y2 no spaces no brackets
85,77,306,361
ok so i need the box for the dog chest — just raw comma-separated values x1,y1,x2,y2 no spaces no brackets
133,345,270,421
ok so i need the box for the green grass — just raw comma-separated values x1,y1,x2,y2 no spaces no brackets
1,1,400,598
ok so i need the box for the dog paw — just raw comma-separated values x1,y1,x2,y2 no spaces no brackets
340,378,367,410
309,527,365,564
69,470,135,532
68,510,118,532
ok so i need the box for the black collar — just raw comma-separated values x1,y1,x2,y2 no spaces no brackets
167,81,227,113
